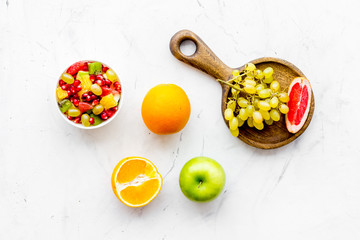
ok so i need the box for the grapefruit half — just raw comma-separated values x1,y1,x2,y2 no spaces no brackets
285,77,312,133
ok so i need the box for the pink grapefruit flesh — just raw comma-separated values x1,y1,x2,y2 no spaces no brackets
285,77,312,133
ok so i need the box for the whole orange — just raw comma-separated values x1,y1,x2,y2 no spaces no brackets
141,84,191,134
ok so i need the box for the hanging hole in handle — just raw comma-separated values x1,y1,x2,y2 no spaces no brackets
179,40,197,56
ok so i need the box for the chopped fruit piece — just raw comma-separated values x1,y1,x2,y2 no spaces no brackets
92,104,104,115
101,86,112,96
90,114,103,126
91,84,102,96
81,114,90,127
100,94,117,110
76,71,92,92
68,107,81,117
61,72,74,84
88,62,103,75
66,61,85,75
59,99,72,113
56,87,68,101
106,69,118,82
78,102,93,113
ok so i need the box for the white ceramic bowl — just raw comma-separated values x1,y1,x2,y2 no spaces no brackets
55,60,123,129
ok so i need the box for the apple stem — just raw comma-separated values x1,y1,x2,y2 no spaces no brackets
197,181,203,188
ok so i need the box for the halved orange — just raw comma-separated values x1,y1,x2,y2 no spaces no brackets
111,157,162,208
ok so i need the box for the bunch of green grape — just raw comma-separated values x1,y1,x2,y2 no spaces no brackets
218,63,290,137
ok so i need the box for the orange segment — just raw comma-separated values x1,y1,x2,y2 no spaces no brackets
111,157,162,208
120,179,161,206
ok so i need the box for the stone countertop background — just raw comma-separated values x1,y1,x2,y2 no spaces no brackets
1,0,360,239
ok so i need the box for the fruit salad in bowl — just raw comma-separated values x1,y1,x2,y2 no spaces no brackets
56,60,123,129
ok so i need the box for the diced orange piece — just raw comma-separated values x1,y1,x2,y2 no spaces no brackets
56,87,68,101
100,94,117,110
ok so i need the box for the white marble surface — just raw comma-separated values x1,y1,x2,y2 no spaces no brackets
1,0,360,239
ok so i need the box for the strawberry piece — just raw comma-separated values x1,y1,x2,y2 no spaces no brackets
67,61,85,75
78,102,93,112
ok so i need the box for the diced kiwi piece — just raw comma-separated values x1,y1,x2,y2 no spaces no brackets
90,113,103,126
88,62,103,75
59,99,73,113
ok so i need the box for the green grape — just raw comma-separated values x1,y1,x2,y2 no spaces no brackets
90,84,103,96
224,108,233,120
263,67,274,78
247,117,254,127
231,84,240,96
81,113,90,127
258,101,271,111
238,118,245,127
106,69,118,82
255,69,264,80
232,69,240,77
229,116,239,130
265,98,271,104
246,105,255,116
254,121,264,130
270,96,279,108
235,76,242,83
279,104,289,114
245,63,256,71
68,107,81,117
227,100,236,111
236,114,242,122
246,71,254,78
61,72,75,84
92,104,104,115
270,81,280,92
244,76,255,81
256,84,265,93
278,92,290,102
252,111,263,124
253,98,260,110
265,119,274,125
237,97,248,108
244,79,256,87
270,109,281,121
239,108,249,121
244,85,256,94
259,109,270,120
258,89,271,98
230,127,239,137
263,76,273,84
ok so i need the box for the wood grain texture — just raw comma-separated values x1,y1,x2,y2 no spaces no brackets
170,30,315,149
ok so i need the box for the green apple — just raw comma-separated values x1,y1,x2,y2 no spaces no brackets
179,156,225,202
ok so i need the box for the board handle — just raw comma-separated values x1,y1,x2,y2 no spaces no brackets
170,30,233,81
